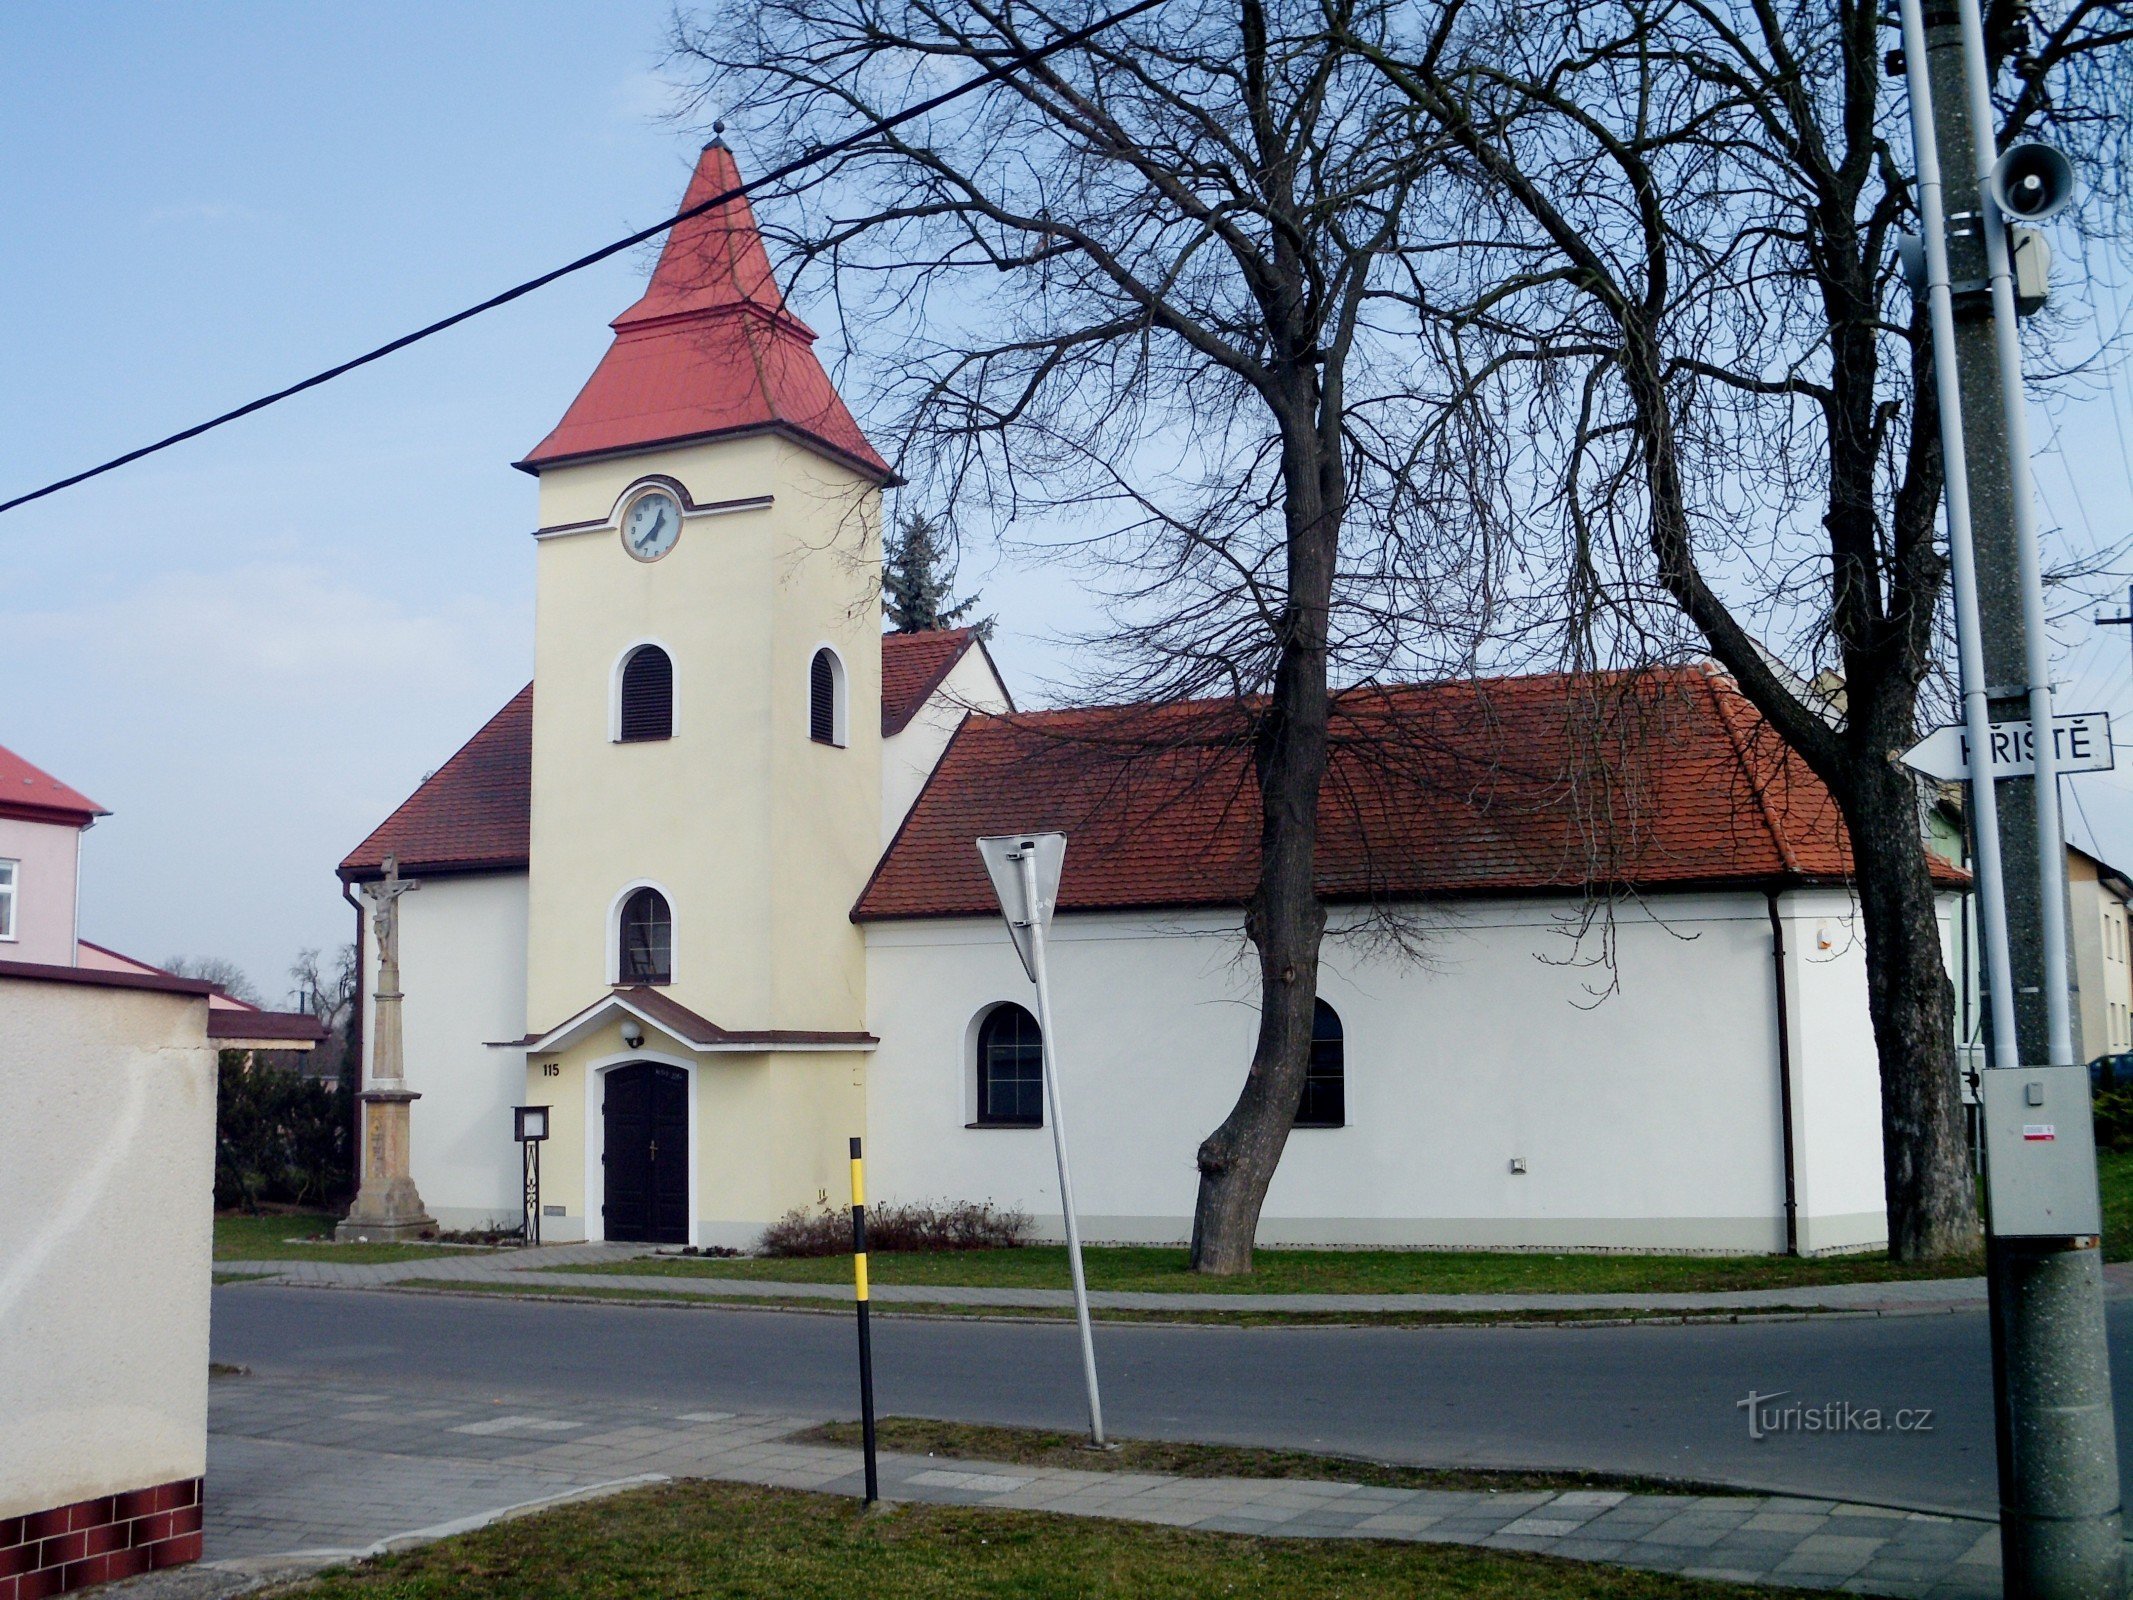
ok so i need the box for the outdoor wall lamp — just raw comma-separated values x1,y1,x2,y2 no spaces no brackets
622,1022,645,1049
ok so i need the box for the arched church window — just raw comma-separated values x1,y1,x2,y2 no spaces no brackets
975,1004,1044,1126
618,887,672,985
618,645,674,742
1294,999,1345,1128
809,647,846,747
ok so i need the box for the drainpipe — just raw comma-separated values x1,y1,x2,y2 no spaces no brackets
1766,890,1800,1256
341,877,367,1207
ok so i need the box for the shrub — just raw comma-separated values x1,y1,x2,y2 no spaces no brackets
760,1198,1032,1257
2093,1087,2133,1153
215,1051,353,1211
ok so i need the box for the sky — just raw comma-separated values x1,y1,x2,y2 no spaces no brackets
1,4,2130,1005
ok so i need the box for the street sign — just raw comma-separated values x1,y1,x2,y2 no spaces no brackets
1901,711,2114,781
976,833,1066,982
973,830,1105,1448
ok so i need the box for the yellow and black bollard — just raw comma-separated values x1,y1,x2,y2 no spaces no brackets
849,1136,879,1503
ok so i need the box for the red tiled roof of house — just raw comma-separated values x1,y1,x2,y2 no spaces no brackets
516,142,890,482
340,686,533,881
0,742,107,826
881,628,984,736
853,664,1962,920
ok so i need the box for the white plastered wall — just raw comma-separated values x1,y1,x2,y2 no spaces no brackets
1777,888,1890,1254
882,645,1012,842
360,870,529,1231
865,890,1887,1252
0,814,83,966
0,976,213,1516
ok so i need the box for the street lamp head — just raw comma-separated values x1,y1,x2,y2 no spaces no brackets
513,1105,550,1143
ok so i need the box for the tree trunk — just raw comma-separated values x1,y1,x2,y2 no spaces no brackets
1838,751,1980,1260
1190,419,1337,1275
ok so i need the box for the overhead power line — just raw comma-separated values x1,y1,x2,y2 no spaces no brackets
0,0,1163,518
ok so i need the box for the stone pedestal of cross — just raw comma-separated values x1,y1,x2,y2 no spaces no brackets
337,856,437,1243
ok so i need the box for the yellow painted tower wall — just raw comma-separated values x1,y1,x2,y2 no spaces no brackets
523,433,880,1034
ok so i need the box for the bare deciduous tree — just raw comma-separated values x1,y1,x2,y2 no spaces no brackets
672,0,1496,1270
1345,0,2132,1257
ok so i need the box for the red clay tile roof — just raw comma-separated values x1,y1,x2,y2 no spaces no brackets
0,742,107,826
511,985,877,1052
881,628,991,736
340,686,533,881
853,665,1961,920
517,142,890,482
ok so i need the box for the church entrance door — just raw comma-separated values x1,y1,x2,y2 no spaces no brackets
602,1062,689,1244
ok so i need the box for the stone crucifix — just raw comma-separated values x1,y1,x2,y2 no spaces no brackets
361,855,420,1088
338,853,435,1241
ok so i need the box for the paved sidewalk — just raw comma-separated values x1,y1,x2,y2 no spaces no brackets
216,1244,2053,1318
170,1370,2007,1599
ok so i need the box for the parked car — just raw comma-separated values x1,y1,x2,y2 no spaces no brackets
2089,1051,2133,1090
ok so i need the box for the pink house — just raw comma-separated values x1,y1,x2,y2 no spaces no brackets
0,741,323,1049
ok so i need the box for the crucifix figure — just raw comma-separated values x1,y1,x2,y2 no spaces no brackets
338,853,435,1241
365,855,418,979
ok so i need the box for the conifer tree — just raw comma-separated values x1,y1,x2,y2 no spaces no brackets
883,512,986,635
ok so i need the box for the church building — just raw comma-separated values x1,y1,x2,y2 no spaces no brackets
339,141,1960,1258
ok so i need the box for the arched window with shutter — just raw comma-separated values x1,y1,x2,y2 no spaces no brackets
1294,999,1345,1127
617,645,673,742
809,647,846,747
617,887,672,985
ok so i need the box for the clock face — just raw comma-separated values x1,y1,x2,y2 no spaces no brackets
622,489,682,561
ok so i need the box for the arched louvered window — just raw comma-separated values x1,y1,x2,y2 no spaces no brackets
618,646,673,742
1294,999,1345,1128
618,887,672,985
809,647,846,746
975,1004,1044,1126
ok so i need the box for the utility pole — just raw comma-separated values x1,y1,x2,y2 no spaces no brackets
1913,8,2125,1594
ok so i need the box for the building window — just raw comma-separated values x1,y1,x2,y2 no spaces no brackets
809,647,846,747
976,1004,1044,1126
618,887,672,985
618,645,674,742
1294,999,1346,1128
0,859,15,941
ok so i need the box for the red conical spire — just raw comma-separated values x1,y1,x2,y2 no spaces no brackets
517,141,890,480
611,140,792,328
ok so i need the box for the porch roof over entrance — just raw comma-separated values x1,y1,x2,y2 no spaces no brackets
498,985,879,1056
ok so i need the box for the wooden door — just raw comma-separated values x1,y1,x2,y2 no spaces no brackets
602,1062,689,1243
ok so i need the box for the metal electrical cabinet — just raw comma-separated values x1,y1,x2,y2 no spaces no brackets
1981,1065,2104,1237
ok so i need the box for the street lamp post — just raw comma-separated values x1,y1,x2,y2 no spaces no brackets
513,1105,550,1246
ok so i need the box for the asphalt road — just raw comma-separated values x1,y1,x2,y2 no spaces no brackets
210,1285,2133,1517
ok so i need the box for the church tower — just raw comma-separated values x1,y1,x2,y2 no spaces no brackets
511,140,888,1245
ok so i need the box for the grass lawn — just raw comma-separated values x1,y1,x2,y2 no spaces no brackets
213,1210,484,1265
2100,1151,2133,1262
794,1417,1747,1498
546,1148,2133,1296
555,1240,1980,1296
279,1479,1807,1600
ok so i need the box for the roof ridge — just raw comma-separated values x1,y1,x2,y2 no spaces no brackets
881,628,979,737
1697,665,1802,878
